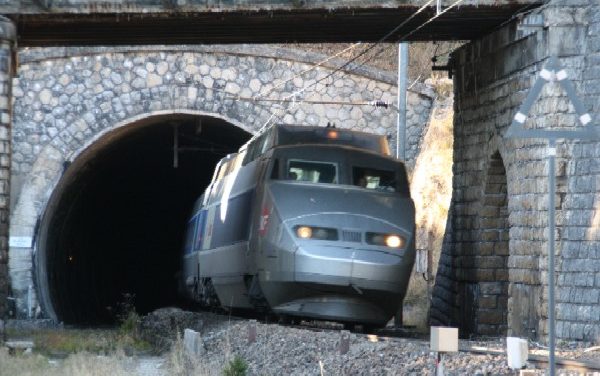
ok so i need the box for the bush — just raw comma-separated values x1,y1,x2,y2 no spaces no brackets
119,310,140,337
222,356,248,376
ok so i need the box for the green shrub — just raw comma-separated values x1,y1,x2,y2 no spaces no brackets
222,355,248,376
119,310,140,337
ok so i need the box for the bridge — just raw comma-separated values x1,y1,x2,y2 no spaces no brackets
2,0,600,344
4,0,541,45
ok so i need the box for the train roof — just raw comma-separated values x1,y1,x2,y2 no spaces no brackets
243,124,391,157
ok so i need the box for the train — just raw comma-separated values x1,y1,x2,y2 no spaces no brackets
180,124,415,328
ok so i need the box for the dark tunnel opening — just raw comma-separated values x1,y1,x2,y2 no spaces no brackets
36,115,250,324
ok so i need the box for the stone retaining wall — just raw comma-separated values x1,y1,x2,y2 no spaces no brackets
432,0,600,341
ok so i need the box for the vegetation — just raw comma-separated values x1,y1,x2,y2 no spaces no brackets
0,346,131,376
4,327,152,356
404,97,454,330
222,356,249,376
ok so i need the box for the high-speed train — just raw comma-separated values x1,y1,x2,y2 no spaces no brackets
180,124,415,328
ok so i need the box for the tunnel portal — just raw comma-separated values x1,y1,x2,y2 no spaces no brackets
35,115,250,324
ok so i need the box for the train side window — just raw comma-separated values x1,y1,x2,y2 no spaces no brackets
288,160,337,184
217,160,231,181
353,167,396,192
184,218,197,254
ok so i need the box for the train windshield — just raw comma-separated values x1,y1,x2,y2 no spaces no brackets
287,159,337,184
353,167,397,192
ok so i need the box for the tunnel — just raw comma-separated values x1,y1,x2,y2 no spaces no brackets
34,114,250,324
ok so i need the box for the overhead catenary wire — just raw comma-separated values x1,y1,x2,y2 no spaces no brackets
396,0,466,41
207,85,393,108
281,0,436,103
281,0,466,105
191,0,466,130
255,0,436,130
257,0,467,129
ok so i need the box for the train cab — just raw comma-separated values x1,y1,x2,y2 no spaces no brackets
181,124,416,327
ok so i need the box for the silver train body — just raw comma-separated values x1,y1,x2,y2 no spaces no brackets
180,124,415,327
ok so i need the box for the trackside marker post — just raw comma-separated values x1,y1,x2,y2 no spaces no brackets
338,330,350,355
505,56,600,376
248,320,257,343
430,326,458,376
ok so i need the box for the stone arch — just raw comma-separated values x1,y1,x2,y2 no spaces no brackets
9,45,435,320
474,150,509,334
455,148,510,336
12,46,434,179
10,110,250,321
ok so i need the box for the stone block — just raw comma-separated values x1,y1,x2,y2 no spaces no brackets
510,269,540,285
508,255,537,270
183,328,204,356
473,269,495,281
478,295,497,309
568,323,585,340
478,310,505,325
477,242,494,256
479,217,504,229
495,269,509,281
475,255,506,269
480,230,499,242
494,241,509,256
480,282,504,295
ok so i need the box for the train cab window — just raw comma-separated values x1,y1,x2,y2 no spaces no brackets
288,160,337,184
353,167,396,192
270,159,280,179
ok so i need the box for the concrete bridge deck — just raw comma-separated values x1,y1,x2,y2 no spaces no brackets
4,0,542,45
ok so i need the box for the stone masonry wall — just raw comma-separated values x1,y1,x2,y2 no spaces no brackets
0,17,15,319
432,0,600,341
6,45,434,317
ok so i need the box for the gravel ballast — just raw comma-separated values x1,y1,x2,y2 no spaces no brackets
142,309,600,375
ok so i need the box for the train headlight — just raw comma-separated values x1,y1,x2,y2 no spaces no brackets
385,235,403,248
296,226,313,239
366,232,406,249
294,226,338,240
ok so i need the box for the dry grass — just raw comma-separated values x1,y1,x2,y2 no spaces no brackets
6,328,152,357
0,326,154,376
165,332,227,376
0,347,132,376
404,97,454,330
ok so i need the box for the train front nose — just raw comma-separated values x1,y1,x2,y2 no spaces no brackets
265,182,415,324
289,213,413,291
277,213,414,325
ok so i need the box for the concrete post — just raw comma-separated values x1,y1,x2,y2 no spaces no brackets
0,16,15,319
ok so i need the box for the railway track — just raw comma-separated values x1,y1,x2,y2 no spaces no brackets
267,318,600,374
164,308,600,374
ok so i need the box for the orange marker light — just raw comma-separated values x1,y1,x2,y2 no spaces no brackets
296,226,313,239
327,130,339,139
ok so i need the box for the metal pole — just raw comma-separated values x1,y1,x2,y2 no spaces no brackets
173,123,179,168
548,139,556,376
396,43,408,160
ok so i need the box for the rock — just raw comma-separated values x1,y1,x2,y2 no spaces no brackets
183,328,205,356
139,308,204,351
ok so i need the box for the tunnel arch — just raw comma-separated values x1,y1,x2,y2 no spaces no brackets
9,46,434,321
29,111,251,323
475,150,509,335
